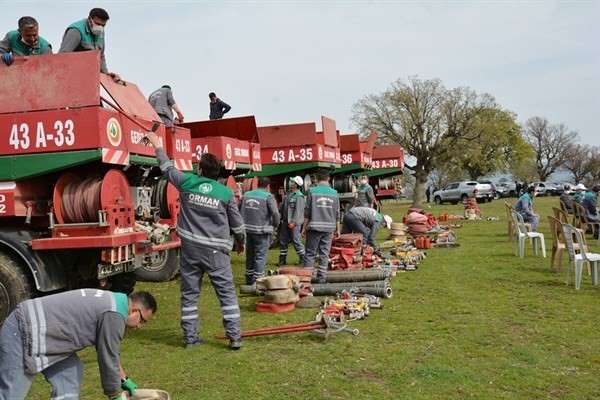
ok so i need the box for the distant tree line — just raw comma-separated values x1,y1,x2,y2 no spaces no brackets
352,76,597,207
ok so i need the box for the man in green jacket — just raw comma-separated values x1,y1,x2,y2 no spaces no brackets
59,7,121,81
0,16,52,65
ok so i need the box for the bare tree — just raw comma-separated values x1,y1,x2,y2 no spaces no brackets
351,77,495,207
523,117,578,181
563,143,593,184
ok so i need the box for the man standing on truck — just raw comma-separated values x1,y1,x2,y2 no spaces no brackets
209,92,231,120
240,177,280,285
279,176,306,266
303,170,340,283
59,8,121,81
354,175,375,208
0,16,52,65
0,289,157,400
148,85,185,128
145,131,245,350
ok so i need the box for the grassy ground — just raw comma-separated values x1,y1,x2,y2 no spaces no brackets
28,197,600,399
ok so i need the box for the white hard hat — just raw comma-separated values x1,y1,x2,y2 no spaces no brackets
290,176,304,187
383,215,393,229
576,183,587,191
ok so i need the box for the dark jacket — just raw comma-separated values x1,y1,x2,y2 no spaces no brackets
240,189,280,234
209,98,231,120
156,148,245,251
305,183,339,232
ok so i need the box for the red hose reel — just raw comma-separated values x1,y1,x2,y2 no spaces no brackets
53,169,133,226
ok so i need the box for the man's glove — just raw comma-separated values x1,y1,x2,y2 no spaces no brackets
121,377,137,395
1,52,14,66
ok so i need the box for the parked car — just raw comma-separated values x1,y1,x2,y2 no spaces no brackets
433,181,494,204
478,180,498,199
555,182,575,195
544,182,560,196
530,182,549,196
496,182,517,197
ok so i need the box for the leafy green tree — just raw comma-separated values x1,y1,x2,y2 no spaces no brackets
448,108,532,180
352,77,496,207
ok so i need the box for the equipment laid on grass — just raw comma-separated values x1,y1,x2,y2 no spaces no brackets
217,303,360,339
254,274,301,312
312,268,391,283
311,283,392,298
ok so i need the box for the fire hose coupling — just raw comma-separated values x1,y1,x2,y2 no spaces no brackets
135,221,171,244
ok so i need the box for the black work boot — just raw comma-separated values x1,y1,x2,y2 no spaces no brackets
278,256,287,266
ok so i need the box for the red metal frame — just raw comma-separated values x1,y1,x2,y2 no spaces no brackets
181,116,260,171
339,132,377,167
1,52,185,258
371,144,404,170
258,116,342,166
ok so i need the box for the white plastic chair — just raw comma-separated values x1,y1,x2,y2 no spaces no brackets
561,223,600,290
511,211,546,258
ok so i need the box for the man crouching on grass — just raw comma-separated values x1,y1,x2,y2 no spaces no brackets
0,289,157,400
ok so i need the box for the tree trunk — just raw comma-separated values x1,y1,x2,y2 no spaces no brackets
412,167,428,208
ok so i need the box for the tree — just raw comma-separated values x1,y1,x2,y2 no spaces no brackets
586,147,600,186
351,77,496,207
523,116,578,181
563,143,593,184
510,157,538,183
448,108,531,180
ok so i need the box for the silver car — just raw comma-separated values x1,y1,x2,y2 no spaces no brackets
433,181,494,204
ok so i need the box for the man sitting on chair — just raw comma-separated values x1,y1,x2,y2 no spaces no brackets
514,186,539,231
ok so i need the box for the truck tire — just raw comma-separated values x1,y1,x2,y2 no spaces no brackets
0,252,33,324
135,249,179,282
461,194,468,202
434,196,442,205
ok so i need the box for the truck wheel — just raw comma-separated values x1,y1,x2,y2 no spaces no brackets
0,252,33,324
461,194,468,202
434,196,442,205
135,249,180,282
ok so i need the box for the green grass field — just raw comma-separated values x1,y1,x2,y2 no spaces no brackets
28,196,600,399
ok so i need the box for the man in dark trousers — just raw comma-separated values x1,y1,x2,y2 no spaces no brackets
303,170,340,283
146,131,245,350
240,177,280,285
59,8,120,80
0,290,157,400
209,92,231,120
0,16,52,65
342,206,392,247
148,85,185,128
279,176,306,266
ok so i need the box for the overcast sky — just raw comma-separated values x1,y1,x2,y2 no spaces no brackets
2,1,598,145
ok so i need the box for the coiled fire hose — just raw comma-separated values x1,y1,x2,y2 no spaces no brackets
61,177,103,223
